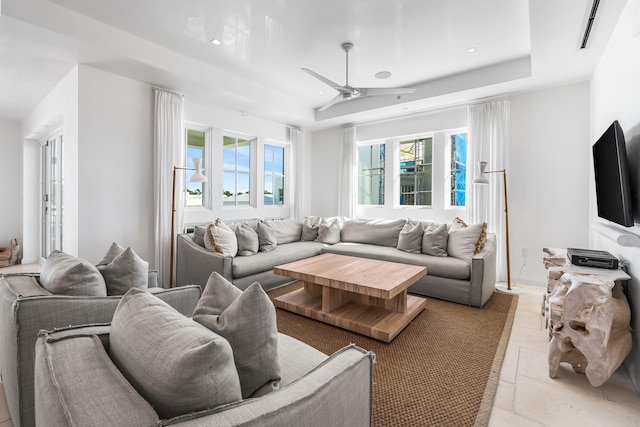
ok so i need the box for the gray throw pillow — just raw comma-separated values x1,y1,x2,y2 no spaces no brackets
268,219,303,244
397,220,424,254
235,223,259,256
96,243,149,296
422,224,449,257
110,288,242,419
256,221,277,252
317,218,341,244
301,217,320,241
193,272,281,398
447,222,487,262
40,250,107,296
193,225,207,247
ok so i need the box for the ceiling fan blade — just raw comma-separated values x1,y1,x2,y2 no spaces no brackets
301,68,344,92
360,87,417,96
318,94,344,111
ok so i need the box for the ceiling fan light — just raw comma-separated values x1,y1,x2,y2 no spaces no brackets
210,38,222,45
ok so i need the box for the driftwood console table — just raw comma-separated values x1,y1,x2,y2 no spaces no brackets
542,248,632,387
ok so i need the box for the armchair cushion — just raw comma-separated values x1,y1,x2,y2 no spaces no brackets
96,243,149,295
193,273,281,398
39,250,107,296
110,288,242,419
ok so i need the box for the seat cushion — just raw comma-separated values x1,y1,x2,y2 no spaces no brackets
322,243,471,280
232,241,326,278
109,288,242,419
193,273,281,398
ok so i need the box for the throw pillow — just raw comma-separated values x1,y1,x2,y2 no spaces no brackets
268,219,303,244
40,251,107,296
193,225,207,247
317,218,341,244
193,272,281,398
447,222,487,262
449,217,468,232
301,216,320,241
96,243,149,295
397,220,424,254
235,223,259,256
422,224,449,257
110,288,242,419
205,219,238,257
256,221,277,252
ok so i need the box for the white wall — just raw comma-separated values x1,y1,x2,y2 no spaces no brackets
590,0,640,394
510,82,591,285
0,119,22,247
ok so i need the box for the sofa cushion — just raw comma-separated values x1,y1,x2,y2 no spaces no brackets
397,220,424,254
193,273,281,398
40,251,107,296
322,243,471,280
422,224,449,257
341,218,405,246
257,221,278,252
193,225,207,247
109,288,242,419
447,222,487,262
317,218,341,244
301,217,320,241
233,241,327,278
96,243,149,295
235,223,259,256
268,219,303,244
205,219,238,257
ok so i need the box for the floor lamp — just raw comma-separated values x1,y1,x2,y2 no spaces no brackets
473,161,523,295
170,158,207,288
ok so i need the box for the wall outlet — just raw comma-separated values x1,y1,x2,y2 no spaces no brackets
521,247,528,257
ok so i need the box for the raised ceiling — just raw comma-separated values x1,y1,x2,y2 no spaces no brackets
0,0,628,129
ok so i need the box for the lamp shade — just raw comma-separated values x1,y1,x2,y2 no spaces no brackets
473,161,489,184
190,158,208,183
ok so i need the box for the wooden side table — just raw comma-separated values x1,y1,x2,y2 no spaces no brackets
542,248,631,387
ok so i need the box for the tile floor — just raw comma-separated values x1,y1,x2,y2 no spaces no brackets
0,266,639,426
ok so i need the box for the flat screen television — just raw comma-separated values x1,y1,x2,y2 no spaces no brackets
592,120,634,227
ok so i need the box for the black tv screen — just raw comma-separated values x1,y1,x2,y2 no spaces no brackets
592,120,634,227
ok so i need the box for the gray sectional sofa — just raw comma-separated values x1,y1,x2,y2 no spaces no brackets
177,217,497,307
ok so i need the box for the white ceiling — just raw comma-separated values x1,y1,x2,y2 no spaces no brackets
0,0,628,129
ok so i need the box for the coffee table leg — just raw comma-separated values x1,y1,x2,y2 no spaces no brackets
322,286,352,312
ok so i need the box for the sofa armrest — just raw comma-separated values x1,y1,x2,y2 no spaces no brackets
34,329,159,427
176,233,233,288
163,344,375,427
469,233,497,307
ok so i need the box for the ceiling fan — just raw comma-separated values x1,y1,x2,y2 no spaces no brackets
302,42,417,111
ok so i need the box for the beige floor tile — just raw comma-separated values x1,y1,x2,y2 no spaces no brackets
513,309,544,331
499,344,519,384
0,383,10,423
600,365,640,410
488,406,547,427
513,372,640,426
493,380,515,411
505,324,548,353
517,346,592,396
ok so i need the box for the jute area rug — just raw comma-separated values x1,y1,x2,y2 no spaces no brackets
269,283,517,427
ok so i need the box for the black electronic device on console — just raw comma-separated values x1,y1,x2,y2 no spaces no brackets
567,248,619,270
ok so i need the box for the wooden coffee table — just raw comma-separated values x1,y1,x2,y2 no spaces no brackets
273,253,427,342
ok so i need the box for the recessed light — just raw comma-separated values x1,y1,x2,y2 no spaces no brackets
210,38,222,45
375,71,392,79
466,47,476,53
317,91,324,95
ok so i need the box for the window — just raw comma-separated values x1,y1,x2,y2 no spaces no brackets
185,129,205,207
399,138,432,206
40,133,63,258
358,143,385,205
264,144,285,205
448,133,467,207
223,135,252,206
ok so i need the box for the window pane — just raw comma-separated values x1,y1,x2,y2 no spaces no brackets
371,174,384,205
357,143,385,205
358,175,370,204
358,146,371,171
264,145,273,174
264,175,273,204
223,137,236,172
399,138,432,206
274,146,284,175
449,133,467,207
186,129,206,207
274,176,284,205
223,171,236,206
237,139,250,173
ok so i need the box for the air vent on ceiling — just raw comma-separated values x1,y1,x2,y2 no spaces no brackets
580,0,600,49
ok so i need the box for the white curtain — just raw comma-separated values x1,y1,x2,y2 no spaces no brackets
154,88,184,287
337,125,357,221
467,99,510,282
288,126,306,218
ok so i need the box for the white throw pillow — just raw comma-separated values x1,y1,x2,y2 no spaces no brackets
317,218,341,244
447,222,487,262
193,272,281,398
205,219,238,257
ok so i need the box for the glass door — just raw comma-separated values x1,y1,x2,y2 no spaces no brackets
40,134,63,259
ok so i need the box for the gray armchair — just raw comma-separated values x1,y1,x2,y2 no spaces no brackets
0,273,202,427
